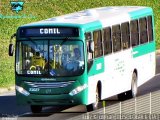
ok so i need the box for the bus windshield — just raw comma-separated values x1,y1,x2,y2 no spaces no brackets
16,40,84,77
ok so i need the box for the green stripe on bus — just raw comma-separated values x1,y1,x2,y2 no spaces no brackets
129,7,153,20
82,20,102,32
88,57,105,76
132,41,155,58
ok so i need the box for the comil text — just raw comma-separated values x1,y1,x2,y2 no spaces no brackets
40,28,60,34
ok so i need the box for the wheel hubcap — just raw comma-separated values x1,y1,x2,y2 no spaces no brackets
132,74,137,97
94,89,99,107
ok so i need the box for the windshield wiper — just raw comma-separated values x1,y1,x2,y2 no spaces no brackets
60,37,70,45
28,37,37,46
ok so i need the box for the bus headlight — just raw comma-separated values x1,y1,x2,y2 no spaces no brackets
16,85,30,96
69,84,87,96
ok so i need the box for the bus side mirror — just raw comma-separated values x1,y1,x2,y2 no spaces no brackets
9,33,16,56
89,40,94,53
9,44,14,56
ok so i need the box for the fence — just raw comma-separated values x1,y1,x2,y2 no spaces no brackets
67,90,160,120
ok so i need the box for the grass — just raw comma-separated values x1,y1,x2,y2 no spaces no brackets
0,0,160,88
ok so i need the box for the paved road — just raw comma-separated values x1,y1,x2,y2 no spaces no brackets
0,55,160,119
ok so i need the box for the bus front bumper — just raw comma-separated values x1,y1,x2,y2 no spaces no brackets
16,89,87,106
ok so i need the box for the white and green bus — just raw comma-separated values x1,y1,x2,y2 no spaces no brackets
9,6,155,113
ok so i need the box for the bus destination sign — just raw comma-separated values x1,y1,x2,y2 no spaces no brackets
19,27,79,37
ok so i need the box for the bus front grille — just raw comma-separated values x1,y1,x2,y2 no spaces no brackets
24,81,75,89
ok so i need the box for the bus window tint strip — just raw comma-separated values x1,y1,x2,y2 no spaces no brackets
93,30,103,58
130,20,139,47
112,25,121,52
121,22,130,49
147,16,153,41
103,27,112,54
139,17,148,44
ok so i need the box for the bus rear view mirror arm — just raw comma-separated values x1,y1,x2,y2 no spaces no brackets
9,33,16,56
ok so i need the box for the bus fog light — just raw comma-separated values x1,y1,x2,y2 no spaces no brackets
69,84,87,96
16,85,30,96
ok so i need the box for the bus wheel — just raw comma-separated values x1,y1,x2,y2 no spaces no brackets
30,105,42,113
130,72,138,98
86,87,99,112
118,72,138,100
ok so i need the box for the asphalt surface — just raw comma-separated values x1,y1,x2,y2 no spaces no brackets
0,55,160,119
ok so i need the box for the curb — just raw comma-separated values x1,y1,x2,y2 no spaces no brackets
0,86,15,95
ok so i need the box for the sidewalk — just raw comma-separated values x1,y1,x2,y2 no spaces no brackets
0,86,15,94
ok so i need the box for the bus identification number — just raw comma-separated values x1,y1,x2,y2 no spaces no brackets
29,88,40,92
96,63,102,70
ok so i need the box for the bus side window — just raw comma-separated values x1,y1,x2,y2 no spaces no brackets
130,20,139,47
147,16,153,42
103,27,112,54
121,22,130,49
139,17,148,44
85,32,93,60
112,24,121,52
93,30,103,58
85,32,93,72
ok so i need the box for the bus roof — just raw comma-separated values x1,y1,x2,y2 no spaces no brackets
21,6,153,29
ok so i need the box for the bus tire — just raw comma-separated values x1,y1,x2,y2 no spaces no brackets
30,105,42,113
118,91,130,101
118,72,138,101
86,87,100,112
130,72,138,98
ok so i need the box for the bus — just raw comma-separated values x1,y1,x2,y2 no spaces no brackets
9,6,156,113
